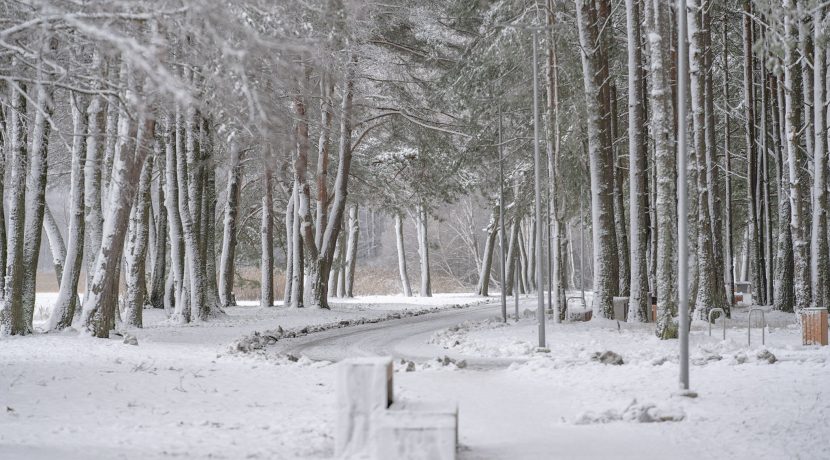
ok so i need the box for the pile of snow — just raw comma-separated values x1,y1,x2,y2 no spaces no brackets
574,399,685,424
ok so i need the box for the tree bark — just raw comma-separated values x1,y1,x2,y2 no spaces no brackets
21,68,56,332
43,205,67,284
811,6,830,309
688,0,724,319
124,151,154,327
575,0,619,319
394,212,412,296
0,84,28,335
344,204,359,297
415,204,432,297
476,205,500,297
626,0,649,322
219,138,242,307
148,151,168,309
81,114,155,338
784,0,812,311
164,112,185,317
260,162,274,307
644,0,678,338
773,73,795,312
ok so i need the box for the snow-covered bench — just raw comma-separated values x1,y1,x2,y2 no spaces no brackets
335,357,458,459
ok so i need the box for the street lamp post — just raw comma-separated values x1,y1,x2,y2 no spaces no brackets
677,0,690,391
498,105,507,324
532,30,546,349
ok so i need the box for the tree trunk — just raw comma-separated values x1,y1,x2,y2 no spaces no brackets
43,205,67,284
476,205,500,297
148,152,168,309
688,0,724,320
611,83,630,297
576,0,619,319
723,20,735,315
81,115,155,338
219,138,242,307
344,204,359,297
1,84,28,336
644,0,678,338
21,71,56,332
626,0,649,322
164,113,185,318
176,98,206,321
773,73,795,312
394,213,412,296
705,1,727,312
290,184,304,307
784,0,812,311
283,191,295,305
415,205,432,297
124,151,154,328
811,6,830,309
261,164,274,308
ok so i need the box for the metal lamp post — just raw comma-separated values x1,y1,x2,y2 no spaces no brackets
677,0,690,391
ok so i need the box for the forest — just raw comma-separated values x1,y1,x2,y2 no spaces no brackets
1,0,826,338
2,1,830,459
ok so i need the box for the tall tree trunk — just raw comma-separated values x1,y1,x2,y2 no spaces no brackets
344,204,359,297
394,212,412,296
811,6,830,309
124,152,154,328
148,154,168,309
784,0,812,311
742,0,764,307
576,0,618,319
45,92,86,321
219,138,242,307
290,184,304,307
723,20,735,315
645,0,678,338
21,68,55,332
626,0,649,322
611,84,630,296
688,0,724,319
283,191,295,305
773,74,795,312
704,2,727,312
0,91,6,298
415,204,432,297
43,205,66,284
176,98,206,321
476,205,500,297
1,84,27,335
164,113,185,318
545,0,566,319
81,115,155,338
315,75,334,248
261,163,274,308
296,56,357,309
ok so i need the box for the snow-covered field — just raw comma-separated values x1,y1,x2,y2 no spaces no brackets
2,293,828,459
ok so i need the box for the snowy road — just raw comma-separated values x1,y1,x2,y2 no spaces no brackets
277,299,531,368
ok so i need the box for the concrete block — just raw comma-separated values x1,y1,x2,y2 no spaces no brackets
335,357,393,457
612,296,629,321
371,400,458,460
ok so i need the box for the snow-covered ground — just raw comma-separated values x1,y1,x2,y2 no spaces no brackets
2,293,828,459
0,293,493,459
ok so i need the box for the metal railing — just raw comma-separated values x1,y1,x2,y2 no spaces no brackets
747,308,766,346
708,308,727,340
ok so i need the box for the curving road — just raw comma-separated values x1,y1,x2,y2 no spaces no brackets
275,299,534,369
